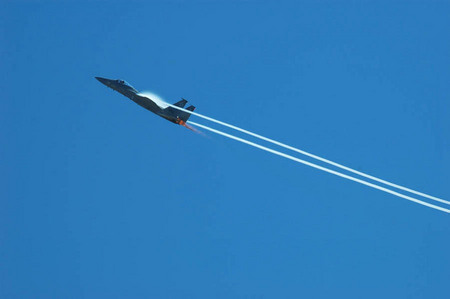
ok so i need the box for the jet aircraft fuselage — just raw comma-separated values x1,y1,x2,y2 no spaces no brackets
95,77,195,125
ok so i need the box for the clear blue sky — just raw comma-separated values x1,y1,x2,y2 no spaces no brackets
1,1,449,298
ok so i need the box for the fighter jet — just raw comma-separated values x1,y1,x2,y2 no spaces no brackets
95,77,195,127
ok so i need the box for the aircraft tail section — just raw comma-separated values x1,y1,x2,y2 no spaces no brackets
168,98,196,123
173,98,188,108
180,105,195,122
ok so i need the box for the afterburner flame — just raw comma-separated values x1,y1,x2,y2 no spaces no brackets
177,119,202,134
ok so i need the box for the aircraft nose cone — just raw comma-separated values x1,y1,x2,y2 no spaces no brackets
95,76,110,86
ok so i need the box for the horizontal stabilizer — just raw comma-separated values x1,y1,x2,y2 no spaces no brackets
186,105,196,111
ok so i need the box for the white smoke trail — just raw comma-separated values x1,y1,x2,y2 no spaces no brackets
187,121,449,214
168,104,448,206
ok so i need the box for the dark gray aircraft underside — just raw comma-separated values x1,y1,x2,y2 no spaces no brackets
96,77,195,126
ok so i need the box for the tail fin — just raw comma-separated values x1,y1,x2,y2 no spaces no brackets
180,105,196,122
173,98,188,108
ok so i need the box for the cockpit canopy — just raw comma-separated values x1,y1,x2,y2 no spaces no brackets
112,79,138,93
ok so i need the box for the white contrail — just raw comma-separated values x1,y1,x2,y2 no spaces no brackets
168,104,448,206
188,121,450,214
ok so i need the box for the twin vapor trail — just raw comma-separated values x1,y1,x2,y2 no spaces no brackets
168,104,448,214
